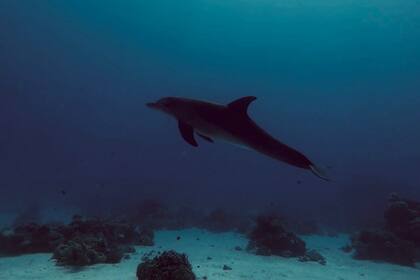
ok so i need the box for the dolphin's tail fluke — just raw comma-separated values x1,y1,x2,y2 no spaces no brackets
309,164,330,181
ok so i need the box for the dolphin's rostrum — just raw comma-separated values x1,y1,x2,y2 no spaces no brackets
147,96,329,181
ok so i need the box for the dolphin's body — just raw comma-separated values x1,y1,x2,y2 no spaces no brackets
147,96,328,180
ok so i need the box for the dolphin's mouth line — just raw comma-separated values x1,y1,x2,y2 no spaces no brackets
146,102,157,109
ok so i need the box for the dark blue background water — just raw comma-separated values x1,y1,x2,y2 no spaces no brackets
1,1,419,227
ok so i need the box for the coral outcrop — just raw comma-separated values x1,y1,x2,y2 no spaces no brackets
246,215,306,257
136,250,196,280
0,223,62,255
350,229,415,266
384,193,420,246
0,215,154,266
348,194,420,266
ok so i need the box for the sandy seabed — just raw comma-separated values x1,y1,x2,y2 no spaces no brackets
0,229,419,280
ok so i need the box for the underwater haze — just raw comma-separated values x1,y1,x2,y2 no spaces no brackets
1,1,420,278
2,0,420,219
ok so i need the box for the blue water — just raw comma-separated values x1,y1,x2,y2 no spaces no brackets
1,0,420,233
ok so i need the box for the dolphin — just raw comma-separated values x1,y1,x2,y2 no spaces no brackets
146,96,329,181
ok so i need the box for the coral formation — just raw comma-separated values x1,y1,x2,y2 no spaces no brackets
349,194,420,266
0,215,154,266
0,223,62,255
136,250,196,280
351,229,415,266
137,228,155,246
246,215,306,257
384,193,420,245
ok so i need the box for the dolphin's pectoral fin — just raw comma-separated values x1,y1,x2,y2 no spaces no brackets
228,96,257,114
178,121,198,147
197,133,214,143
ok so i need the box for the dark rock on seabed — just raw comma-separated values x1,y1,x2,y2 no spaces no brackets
384,193,420,246
351,229,416,266
349,194,420,266
246,215,307,257
52,216,153,266
0,223,63,256
340,244,352,253
53,236,136,266
136,250,196,280
246,215,327,264
137,228,155,246
53,238,107,266
299,249,327,265
1,215,154,266
222,264,232,270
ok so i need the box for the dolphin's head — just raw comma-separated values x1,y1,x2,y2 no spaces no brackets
146,97,182,116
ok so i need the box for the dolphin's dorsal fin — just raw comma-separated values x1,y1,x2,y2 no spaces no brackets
178,121,198,147
228,96,257,114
